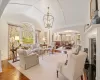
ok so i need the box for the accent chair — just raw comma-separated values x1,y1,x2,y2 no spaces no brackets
57,51,87,80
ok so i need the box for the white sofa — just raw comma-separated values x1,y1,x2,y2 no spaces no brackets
31,44,41,53
57,51,87,80
31,44,45,57
17,49,39,70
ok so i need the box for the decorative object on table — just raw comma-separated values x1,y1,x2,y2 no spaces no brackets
90,0,100,24
84,48,88,53
10,43,19,63
10,36,20,62
41,43,47,49
43,7,54,45
65,43,72,49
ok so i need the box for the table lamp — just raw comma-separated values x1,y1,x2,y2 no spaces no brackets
15,36,20,47
15,36,19,42
43,37,46,44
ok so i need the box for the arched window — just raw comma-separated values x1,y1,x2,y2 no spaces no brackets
21,22,35,44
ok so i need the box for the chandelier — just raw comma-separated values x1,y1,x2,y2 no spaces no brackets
43,7,54,29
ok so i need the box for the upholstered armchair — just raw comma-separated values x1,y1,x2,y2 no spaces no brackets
17,49,39,70
57,51,87,80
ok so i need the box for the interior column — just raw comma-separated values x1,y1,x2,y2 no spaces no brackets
35,30,41,44
80,32,85,51
59,34,63,45
96,27,100,80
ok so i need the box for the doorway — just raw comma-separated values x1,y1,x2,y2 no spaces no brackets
90,38,96,65
88,38,96,80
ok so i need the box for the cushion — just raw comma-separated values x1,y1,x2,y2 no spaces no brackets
17,49,27,56
72,46,81,55
31,44,36,49
26,49,33,55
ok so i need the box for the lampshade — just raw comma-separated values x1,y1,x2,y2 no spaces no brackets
15,36,19,41
43,37,46,41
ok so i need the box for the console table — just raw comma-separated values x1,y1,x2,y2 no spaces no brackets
10,47,19,63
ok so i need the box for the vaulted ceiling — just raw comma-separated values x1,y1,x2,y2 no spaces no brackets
1,0,90,31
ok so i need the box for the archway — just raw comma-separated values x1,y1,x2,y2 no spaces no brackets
53,30,81,49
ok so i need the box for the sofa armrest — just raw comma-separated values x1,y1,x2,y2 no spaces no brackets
24,53,39,63
25,53,38,59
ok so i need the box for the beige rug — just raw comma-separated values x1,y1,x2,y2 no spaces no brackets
9,53,68,80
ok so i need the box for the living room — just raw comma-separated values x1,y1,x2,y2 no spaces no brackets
0,0,99,80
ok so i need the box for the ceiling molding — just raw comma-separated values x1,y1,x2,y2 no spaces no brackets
33,6,44,14
9,3,33,6
9,0,41,6
8,23,21,27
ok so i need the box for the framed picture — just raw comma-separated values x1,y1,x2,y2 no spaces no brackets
90,0,96,19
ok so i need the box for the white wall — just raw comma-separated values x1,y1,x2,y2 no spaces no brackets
0,19,8,60
96,27,100,80
2,13,43,31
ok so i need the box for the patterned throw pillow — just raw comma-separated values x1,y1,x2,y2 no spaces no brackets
65,60,68,65
73,45,81,55
26,49,32,55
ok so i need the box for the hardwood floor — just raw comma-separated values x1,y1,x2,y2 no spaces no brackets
0,60,87,80
0,60,29,80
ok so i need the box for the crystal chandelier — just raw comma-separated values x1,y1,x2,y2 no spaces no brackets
43,7,54,29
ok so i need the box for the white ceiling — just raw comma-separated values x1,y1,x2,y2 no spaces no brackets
1,0,90,31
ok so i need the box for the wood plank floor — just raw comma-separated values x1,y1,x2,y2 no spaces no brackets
0,60,29,80
0,60,87,80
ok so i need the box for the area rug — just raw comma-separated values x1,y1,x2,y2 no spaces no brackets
9,53,68,80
